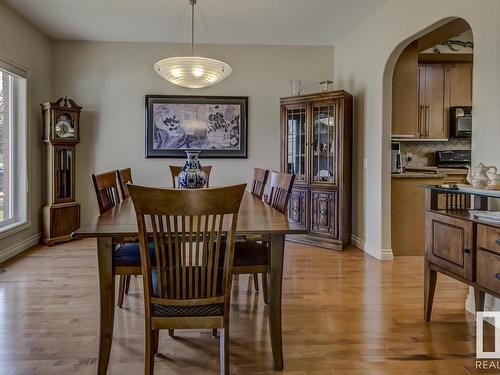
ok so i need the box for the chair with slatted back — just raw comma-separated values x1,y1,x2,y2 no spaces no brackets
91,170,144,308
116,167,135,295
233,171,294,304
169,165,212,188
128,183,246,375
117,167,133,199
250,167,269,200
245,168,270,292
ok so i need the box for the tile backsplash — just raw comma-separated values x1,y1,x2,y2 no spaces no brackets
400,138,471,167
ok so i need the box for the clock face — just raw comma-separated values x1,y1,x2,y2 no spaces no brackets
55,113,75,139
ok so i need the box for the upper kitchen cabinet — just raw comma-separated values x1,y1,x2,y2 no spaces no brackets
392,41,419,138
418,64,448,139
392,62,472,140
447,63,473,107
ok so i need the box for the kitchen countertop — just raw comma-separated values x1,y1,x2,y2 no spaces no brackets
392,172,446,179
392,166,469,179
405,166,468,175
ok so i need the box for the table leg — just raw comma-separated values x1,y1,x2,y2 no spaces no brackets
268,234,285,370
97,237,114,375
424,259,437,322
474,288,485,312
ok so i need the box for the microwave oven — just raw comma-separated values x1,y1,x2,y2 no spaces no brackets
450,106,472,138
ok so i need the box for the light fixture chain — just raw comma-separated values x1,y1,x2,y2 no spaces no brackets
191,0,196,56
198,4,214,45
170,3,189,43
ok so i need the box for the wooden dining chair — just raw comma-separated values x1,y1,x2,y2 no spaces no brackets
245,168,270,291
91,170,143,308
117,167,133,199
128,183,246,375
233,171,295,303
250,167,269,200
169,165,212,188
116,167,135,294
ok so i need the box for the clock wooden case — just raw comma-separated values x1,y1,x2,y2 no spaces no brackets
41,97,82,246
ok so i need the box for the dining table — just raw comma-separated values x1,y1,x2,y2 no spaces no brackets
73,190,307,375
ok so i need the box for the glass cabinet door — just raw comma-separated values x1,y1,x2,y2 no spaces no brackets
286,107,307,182
312,104,336,183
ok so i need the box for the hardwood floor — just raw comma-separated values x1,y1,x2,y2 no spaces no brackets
0,239,485,374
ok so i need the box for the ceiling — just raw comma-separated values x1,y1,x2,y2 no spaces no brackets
5,0,388,45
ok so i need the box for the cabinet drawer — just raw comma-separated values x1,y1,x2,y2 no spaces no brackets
477,224,500,256
425,212,474,280
477,249,500,296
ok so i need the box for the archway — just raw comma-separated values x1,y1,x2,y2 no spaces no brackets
381,17,474,256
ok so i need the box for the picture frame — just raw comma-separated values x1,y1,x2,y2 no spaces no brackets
145,95,248,158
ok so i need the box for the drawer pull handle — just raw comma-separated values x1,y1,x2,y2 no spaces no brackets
496,239,500,246
464,248,471,254
496,273,500,280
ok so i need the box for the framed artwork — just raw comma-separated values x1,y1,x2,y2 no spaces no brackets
145,95,248,158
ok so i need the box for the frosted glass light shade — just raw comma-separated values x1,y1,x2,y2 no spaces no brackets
154,56,232,88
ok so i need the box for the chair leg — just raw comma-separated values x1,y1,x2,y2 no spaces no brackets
261,273,268,305
117,275,126,308
252,274,259,292
124,275,131,295
168,329,175,338
145,329,156,375
151,329,159,355
220,327,229,375
213,328,218,337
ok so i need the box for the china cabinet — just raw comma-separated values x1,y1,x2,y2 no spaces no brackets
280,91,352,250
41,97,82,246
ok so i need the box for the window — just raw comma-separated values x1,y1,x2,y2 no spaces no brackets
0,61,27,232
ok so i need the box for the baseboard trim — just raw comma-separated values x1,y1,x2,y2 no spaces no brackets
350,234,365,251
351,234,394,261
0,233,41,264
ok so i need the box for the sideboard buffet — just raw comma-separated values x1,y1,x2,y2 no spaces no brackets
423,185,500,321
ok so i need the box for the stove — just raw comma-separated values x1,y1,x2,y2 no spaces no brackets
435,150,471,168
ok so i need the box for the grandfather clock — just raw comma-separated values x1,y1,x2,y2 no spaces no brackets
41,97,81,246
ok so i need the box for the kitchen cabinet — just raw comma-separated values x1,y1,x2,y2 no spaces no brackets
392,62,472,140
418,64,448,139
281,91,352,250
447,63,473,106
392,41,419,138
391,174,445,256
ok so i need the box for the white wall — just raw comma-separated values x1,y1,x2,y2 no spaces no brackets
0,2,52,260
51,41,334,223
334,0,500,306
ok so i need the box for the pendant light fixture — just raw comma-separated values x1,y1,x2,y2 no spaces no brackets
154,0,232,89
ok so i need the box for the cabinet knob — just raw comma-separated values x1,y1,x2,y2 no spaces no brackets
496,273,500,280
464,248,471,254
496,239,500,246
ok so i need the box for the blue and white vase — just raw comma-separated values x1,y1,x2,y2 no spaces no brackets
178,151,207,189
